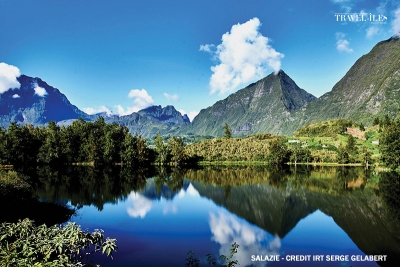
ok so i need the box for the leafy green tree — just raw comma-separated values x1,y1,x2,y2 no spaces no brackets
167,136,186,166
135,134,149,164
38,121,62,164
121,132,138,165
290,143,312,164
380,119,400,169
267,137,290,166
155,132,170,165
224,123,232,139
337,145,349,164
104,124,125,164
5,123,39,165
360,145,372,168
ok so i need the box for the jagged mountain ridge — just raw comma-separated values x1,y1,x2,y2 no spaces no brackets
1,37,399,137
103,105,190,137
178,70,317,136
0,75,190,138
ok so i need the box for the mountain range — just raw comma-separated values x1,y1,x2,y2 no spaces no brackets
1,36,400,137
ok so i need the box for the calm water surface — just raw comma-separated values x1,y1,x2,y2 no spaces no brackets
35,166,400,267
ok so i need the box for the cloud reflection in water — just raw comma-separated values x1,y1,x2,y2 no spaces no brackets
126,193,153,218
209,211,280,266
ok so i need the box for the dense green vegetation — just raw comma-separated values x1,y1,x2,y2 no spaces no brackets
185,242,239,267
294,119,354,137
0,118,152,166
0,218,116,267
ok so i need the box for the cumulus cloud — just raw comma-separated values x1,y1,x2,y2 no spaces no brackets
33,83,48,97
116,89,155,116
0,62,21,94
164,92,180,102
12,94,20,98
82,106,113,115
178,109,199,122
336,32,353,53
126,193,153,219
201,17,284,94
392,7,400,37
209,211,281,267
366,26,380,38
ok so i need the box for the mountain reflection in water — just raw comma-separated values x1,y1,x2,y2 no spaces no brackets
32,165,400,267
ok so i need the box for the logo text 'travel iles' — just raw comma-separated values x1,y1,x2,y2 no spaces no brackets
335,13,387,24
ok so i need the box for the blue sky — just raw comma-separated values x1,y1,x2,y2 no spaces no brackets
1,0,400,121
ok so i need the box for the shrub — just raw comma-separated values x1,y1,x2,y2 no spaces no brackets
0,218,117,266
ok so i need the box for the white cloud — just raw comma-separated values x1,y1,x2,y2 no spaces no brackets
0,62,21,94
82,105,113,115
178,109,199,122
335,32,353,53
117,89,155,116
33,83,48,97
126,193,153,219
199,44,215,53
12,94,20,98
209,211,281,267
201,17,284,94
366,26,380,38
164,92,180,102
392,7,400,37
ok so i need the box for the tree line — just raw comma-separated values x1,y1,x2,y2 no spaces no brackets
1,116,400,170
0,118,151,166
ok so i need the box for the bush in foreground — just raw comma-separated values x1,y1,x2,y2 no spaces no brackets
0,218,117,267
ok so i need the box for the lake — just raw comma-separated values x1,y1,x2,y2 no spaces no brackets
33,165,400,267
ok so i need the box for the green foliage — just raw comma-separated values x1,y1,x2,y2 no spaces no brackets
337,145,350,164
0,218,117,266
267,137,290,166
360,145,373,166
185,135,273,162
167,136,187,166
380,119,400,169
185,242,239,267
0,170,32,200
289,143,312,164
224,123,232,139
154,132,170,165
0,117,153,166
294,119,354,137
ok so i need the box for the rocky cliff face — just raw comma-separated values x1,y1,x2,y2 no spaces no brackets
179,70,316,136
